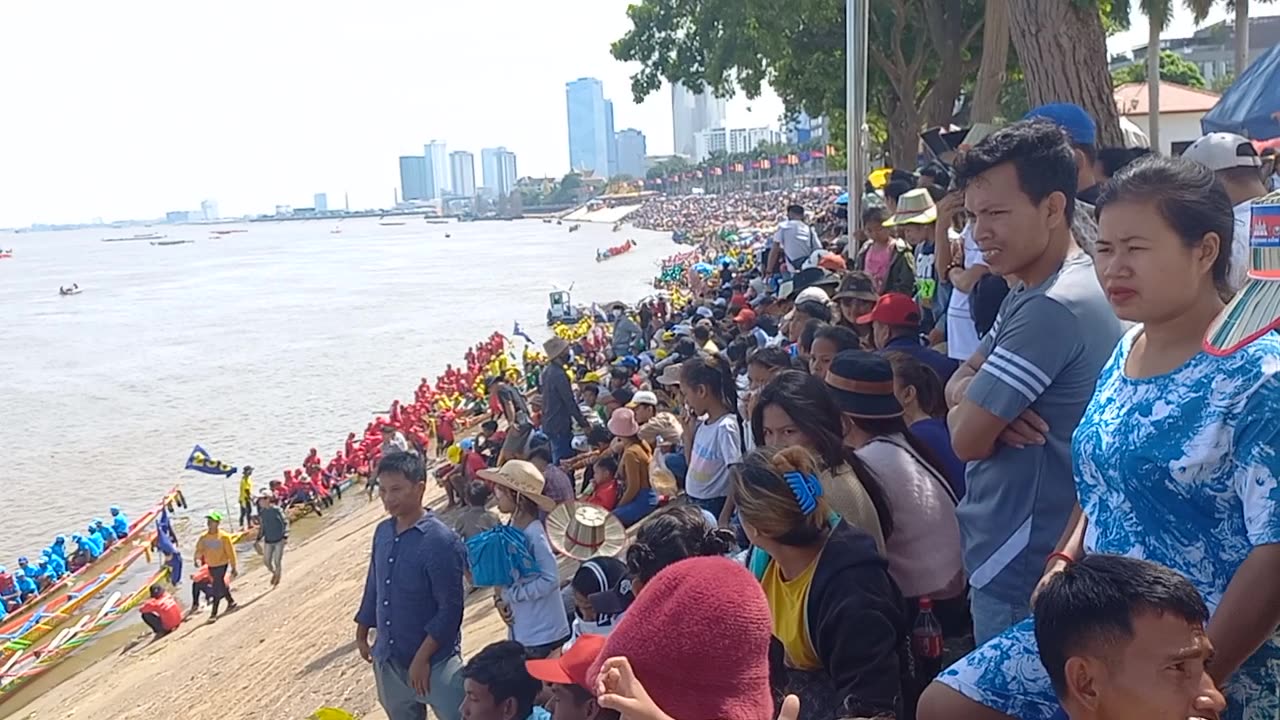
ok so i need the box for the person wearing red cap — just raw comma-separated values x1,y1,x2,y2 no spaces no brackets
734,307,770,348
526,634,616,720
587,556,774,720
857,292,958,383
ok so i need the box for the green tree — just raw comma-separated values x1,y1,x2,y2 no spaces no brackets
611,0,984,168
1111,49,1208,87
1210,71,1236,93
550,173,585,204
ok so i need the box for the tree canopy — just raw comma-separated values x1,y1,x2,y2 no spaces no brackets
614,0,1126,168
1111,49,1208,88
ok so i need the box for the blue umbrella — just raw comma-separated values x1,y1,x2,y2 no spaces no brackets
835,192,849,205
1202,44,1280,140
692,262,714,276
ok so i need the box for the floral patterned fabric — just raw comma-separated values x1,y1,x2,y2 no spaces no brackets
938,327,1280,720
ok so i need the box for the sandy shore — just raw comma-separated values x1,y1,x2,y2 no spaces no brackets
7,482,546,720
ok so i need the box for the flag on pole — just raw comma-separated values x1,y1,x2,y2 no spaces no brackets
512,321,535,345
185,445,237,477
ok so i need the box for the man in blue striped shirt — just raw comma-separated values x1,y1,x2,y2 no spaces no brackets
943,120,1122,644
356,451,468,720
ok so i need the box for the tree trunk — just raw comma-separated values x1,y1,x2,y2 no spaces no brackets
886,95,923,169
1007,0,1123,146
1148,20,1162,153
972,0,1011,123
1235,0,1250,78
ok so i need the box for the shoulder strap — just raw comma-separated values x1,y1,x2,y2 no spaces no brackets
867,435,958,506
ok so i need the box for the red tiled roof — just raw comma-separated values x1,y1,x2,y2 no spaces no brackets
1114,81,1221,115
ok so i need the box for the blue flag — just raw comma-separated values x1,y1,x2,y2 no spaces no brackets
185,445,237,477
512,321,535,345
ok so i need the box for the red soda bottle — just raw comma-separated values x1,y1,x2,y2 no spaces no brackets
912,597,944,680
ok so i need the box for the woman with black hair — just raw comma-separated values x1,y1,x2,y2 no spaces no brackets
623,504,736,593
808,324,861,381
679,353,746,526
827,350,966,607
750,369,890,551
735,446,908,720
885,352,966,498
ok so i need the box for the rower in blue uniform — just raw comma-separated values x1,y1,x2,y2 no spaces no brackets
41,548,66,578
15,557,43,591
72,532,102,567
31,557,56,590
91,520,114,550
13,570,38,603
49,535,68,563
109,506,129,539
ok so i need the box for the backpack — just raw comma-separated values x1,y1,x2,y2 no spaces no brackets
465,525,539,588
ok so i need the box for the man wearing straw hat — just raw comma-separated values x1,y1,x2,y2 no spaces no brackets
540,337,591,464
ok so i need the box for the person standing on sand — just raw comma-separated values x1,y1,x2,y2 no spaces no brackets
257,493,288,587
238,466,255,529
540,337,591,464
194,511,238,621
356,451,467,720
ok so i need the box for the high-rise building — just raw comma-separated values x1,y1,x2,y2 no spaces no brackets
424,141,449,199
481,147,518,197
672,83,727,158
449,151,477,197
399,155,430,202
313,193,328,212
565,77,611,177
604,99,618,178
615,129,647,179
693,127,781,161
785,112,829,145
200,199,219,221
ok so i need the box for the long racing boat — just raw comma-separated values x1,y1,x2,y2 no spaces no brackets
0,488,183,634
0,565,170,698
0,547,147,662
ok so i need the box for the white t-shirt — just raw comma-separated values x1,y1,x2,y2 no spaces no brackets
945,223,988,361
773,220,820,271
1229,200,1253,294
686,414,743,500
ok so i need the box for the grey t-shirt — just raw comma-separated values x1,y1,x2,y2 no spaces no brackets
957,251,1123,605
773,219,820,270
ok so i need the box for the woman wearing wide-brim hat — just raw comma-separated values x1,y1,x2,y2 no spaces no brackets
477,460,570,657
825,350,966,608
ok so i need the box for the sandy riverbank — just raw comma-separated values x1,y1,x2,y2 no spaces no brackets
7,480,550,720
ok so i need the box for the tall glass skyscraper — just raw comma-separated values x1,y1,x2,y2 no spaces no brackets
481,147,518,197
399,156,429,202
424,141,449,199
565,78,611,177
672,82,727,158
449,151,476,197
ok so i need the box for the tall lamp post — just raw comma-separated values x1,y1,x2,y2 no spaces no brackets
846,0,869,234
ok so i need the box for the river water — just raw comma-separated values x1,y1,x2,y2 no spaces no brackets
0,217,671,559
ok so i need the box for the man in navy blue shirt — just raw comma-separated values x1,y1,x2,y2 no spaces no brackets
859,292,959,383
356,451,467,720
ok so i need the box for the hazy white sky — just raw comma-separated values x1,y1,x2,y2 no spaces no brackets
0,0,783,226
1,1,1273,226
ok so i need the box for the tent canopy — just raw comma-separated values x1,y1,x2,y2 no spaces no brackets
1201,44,1280,140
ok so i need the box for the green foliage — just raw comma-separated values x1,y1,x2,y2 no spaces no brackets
1210,72,1235,93
1111,50,1207,88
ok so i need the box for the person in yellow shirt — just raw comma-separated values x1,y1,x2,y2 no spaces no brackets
195,511,238,620
237,466,255,530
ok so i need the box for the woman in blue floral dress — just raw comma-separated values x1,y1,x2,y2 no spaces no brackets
919,157,1280,720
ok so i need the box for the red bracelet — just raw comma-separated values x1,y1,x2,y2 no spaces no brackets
1045,551,1075,568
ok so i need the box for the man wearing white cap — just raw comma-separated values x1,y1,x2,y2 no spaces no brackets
1183,132,1270,294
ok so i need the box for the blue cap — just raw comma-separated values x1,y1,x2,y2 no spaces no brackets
13,570,24,579
54,535,65,543
0,566,6,574
17,557,28,565
41,548,51,556
459,438,475,451
1024,103,1097,146
110,505,121,514
72,533,83,540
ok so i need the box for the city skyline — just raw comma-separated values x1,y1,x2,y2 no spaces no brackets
566,78,614,178
0,0,1253,226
